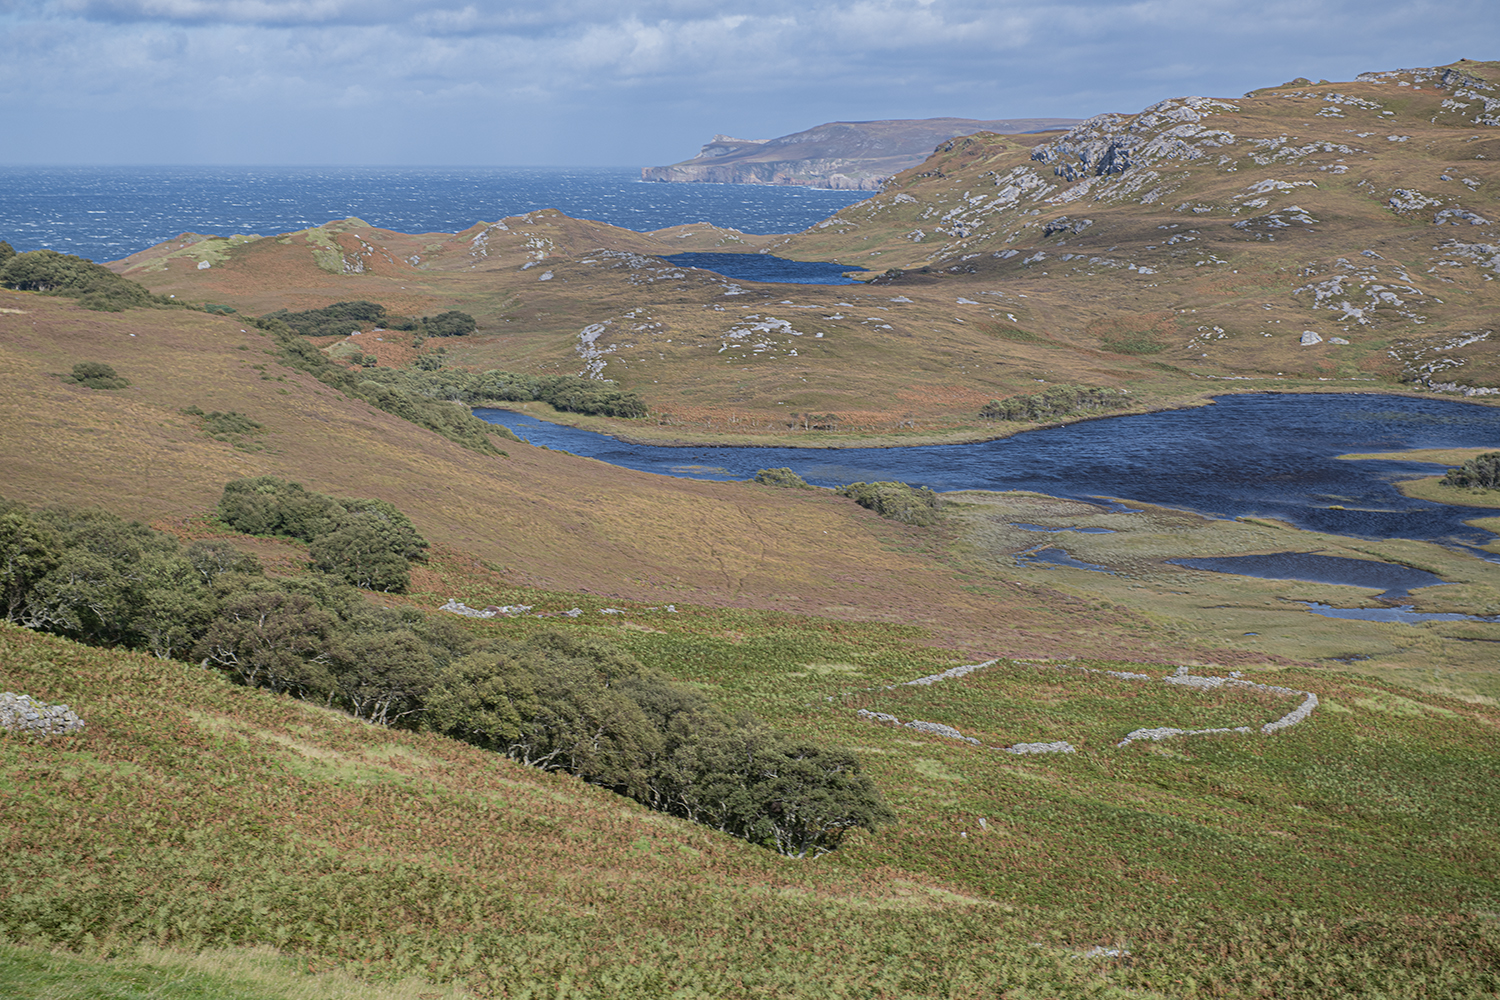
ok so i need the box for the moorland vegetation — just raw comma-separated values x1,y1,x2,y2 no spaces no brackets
0,491,891,859
5,58,1500,999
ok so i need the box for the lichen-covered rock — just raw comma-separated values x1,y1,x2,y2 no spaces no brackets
0,692,85,738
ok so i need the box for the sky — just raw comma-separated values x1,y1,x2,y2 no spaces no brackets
0,0,1491,166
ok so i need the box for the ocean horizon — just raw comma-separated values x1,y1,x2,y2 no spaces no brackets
0,165,871,265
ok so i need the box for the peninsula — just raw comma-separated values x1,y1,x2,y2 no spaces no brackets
641,116,1081,189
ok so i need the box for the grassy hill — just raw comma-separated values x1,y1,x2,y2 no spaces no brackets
4,58,1500,997
97,59,1500,445
6,608,1500,998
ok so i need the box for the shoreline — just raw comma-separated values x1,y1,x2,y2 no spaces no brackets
478,384,1500,451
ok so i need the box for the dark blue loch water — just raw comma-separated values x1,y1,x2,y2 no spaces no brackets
0,166,869,262
1169,553,1447,600
476,393,1500,547
660,252,869,285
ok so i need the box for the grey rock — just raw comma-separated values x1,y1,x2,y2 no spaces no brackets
0,692,85,738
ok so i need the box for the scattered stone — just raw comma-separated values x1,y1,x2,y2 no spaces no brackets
439,598,533,619
906,719,982,744
0,692,84,738
1005,741,1077,755
1301,330,1324,345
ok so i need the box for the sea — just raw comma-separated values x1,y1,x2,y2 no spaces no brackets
0,166,871,265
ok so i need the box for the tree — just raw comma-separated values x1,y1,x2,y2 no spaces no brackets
424,650,539,752
421,310,477,337
330,629,434,726
1441,452,1500,489
185,540,261,585
0,249,158,311
194,589,337,698
217,477,344,541
0,509,59,624
308,519,412,592
661,721,896,858
129,552,214,660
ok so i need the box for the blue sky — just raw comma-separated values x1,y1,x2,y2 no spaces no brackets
0,0,1489,166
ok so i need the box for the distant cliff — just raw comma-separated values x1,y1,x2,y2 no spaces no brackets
641,118,1081,190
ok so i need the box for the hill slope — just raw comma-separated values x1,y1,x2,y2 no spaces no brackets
98,61,1500,445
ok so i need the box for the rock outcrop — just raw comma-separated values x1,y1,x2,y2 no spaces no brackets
0,692,85,738
643,118,1080,190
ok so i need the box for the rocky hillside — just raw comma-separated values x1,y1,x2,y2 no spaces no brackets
641,118,1080,190
775,60,1500,395
94,60,1500,444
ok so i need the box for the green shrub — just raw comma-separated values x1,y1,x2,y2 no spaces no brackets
62,362,130,390
0,240,14,265
980,384,1129,422
836,481,943,526
0,249,163,311
754,467,813,489
1441,451,1500,489
360,367,648,419
263,300,387,337
253,316,513,454
421,310,477,337
216,479,426,593
425,631,893,857
200,410,262,436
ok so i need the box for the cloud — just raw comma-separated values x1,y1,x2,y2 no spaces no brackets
2,0,1497,164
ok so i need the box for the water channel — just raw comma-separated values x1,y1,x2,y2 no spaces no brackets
476,392,1500,549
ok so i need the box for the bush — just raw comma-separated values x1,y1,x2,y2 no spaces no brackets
425,631,894,856
836,481,943,526
980,385,1130,422
754,468,813,489
217,479,426,593
347,366,648,420
263,300,387,337
62,362,130,390
217,477,344,541
200,411,262,436
1441,452,1500,489
0,240,16,265
253,316,513,454
421,310,477,337
0,249,162,311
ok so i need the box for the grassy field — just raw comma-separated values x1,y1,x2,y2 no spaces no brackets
4,592,1500,998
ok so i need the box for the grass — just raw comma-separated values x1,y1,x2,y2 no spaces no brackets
6,56,1500,995
0,942,467,1000
5,602,1500,997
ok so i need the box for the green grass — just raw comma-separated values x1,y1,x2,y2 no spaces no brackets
0,942,467,1000
5,604,1500,997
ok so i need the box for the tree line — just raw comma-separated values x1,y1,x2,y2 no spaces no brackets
980,385,1130,422
0,489,892,857
264,300,476,339
0,245,179,312
363,367,650,419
